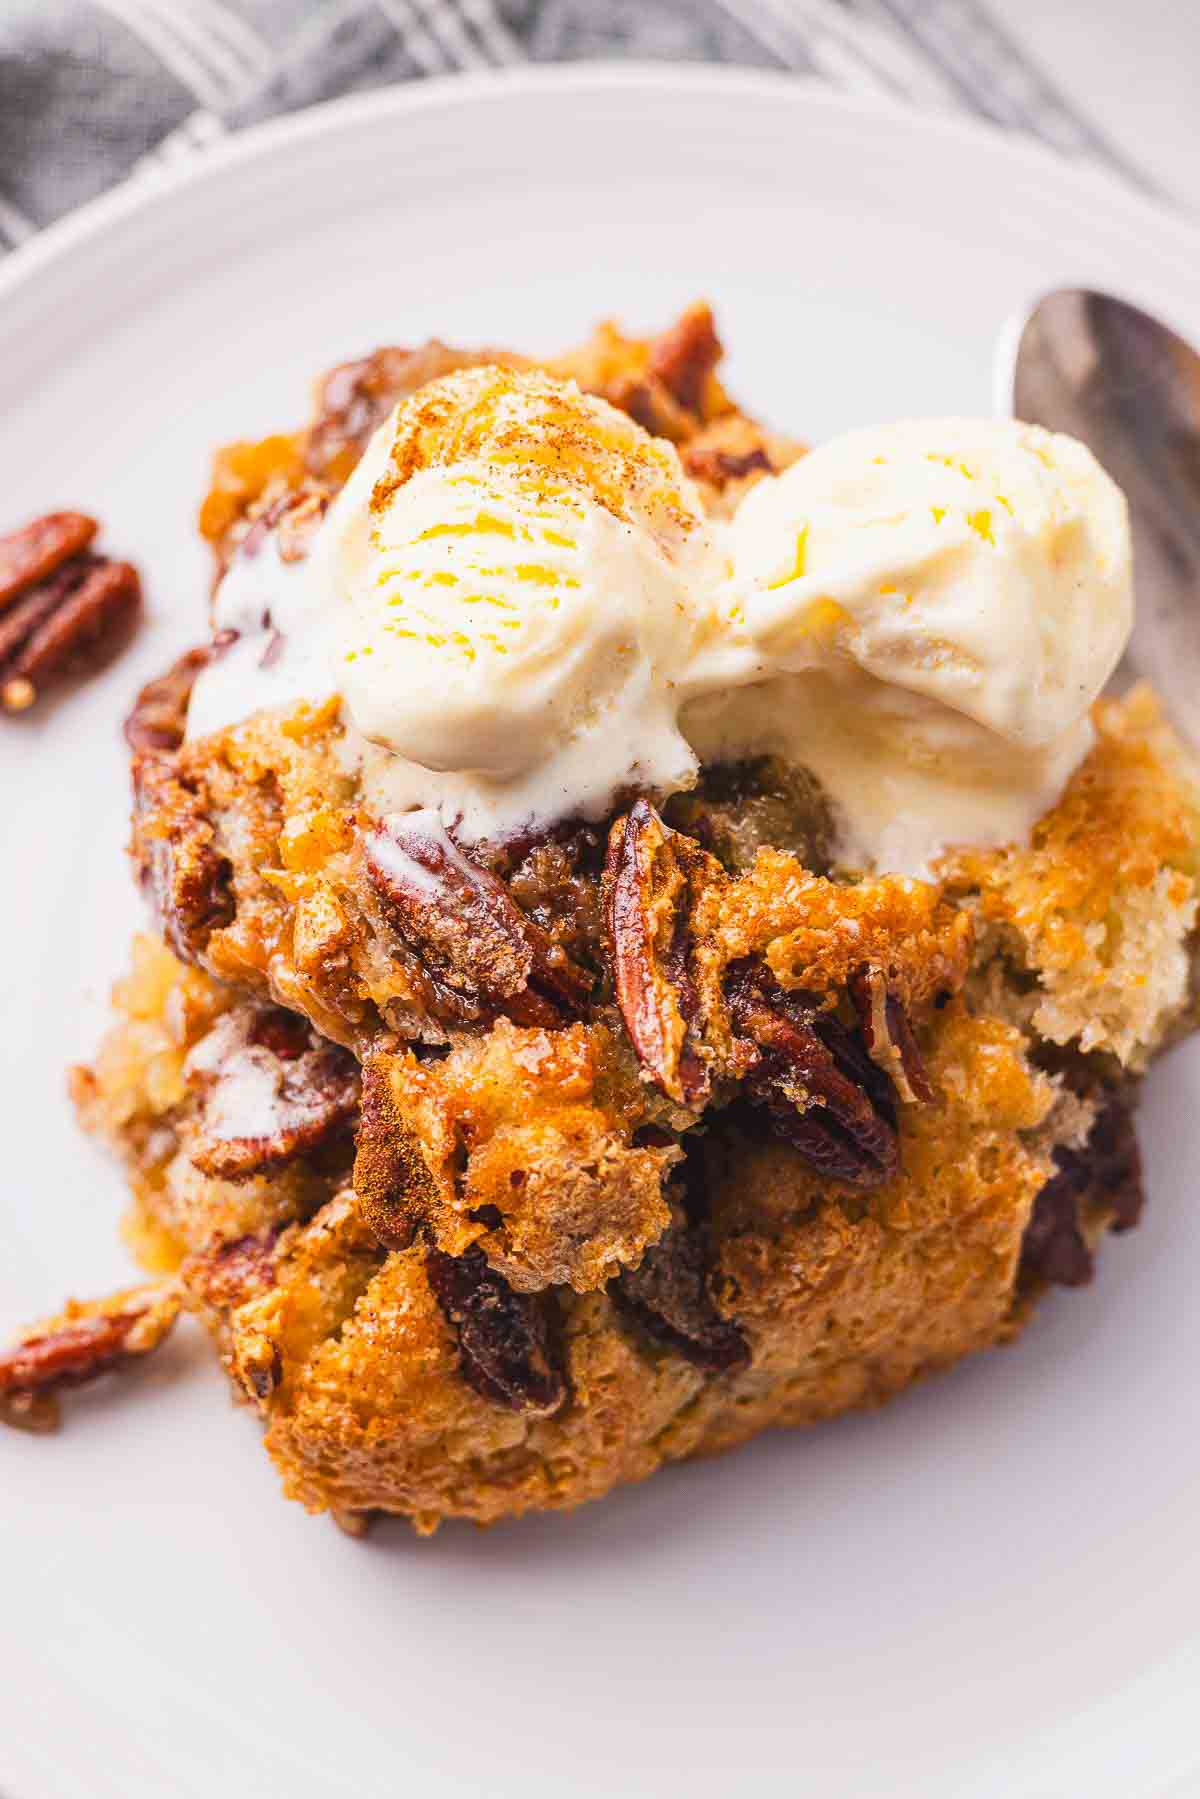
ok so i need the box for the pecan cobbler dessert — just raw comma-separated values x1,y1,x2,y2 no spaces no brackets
5,304,1198,1536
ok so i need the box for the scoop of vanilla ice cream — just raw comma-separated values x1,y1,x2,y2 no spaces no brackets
316,365,716,835
691,417,1133,873
328,455,697,781
726,417,1131,743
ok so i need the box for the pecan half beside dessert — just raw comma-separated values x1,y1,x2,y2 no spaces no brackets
0,1281,181,1433
0,510,141,712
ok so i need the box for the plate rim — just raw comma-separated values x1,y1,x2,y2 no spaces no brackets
3,61,1200,315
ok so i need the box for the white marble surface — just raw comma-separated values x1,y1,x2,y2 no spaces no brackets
1005,0,1200,208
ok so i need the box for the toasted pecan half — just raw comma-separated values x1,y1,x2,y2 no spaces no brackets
185,1007,360,1181
0,511,96,610
125,644,217,755
0,511,140,712
363,811,592,1029
604,798,720,1107
848,967,936,1106
132,755,235,965
1,1280,182,1433
725,962,901,1188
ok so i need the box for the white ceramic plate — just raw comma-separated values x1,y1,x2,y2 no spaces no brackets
2,67,1199,1799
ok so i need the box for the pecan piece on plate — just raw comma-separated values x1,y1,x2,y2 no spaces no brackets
611,1210,749,1375
185,1007,360,1180
0,1280,182,1434
0,512,141,712
1020,1087,1144,1289
364,811,592,1028
848,967,935,1105
425,1246,566,1416
726,962,901,1188
604,799,718,1107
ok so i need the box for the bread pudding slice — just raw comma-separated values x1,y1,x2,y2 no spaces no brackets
4,305,1196,1539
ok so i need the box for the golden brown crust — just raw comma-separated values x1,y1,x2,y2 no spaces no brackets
225,1002,1055,1528
355,1021,675,1293
942,687,1200,1063
693,855,972,1011
67,931,1101,1532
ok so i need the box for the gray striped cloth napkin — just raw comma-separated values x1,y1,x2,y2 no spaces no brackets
0,0,1154,257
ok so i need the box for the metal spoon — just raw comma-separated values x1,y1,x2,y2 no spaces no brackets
1004,288,1200,741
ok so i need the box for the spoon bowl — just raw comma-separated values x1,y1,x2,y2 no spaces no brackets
1005,288,1200,741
